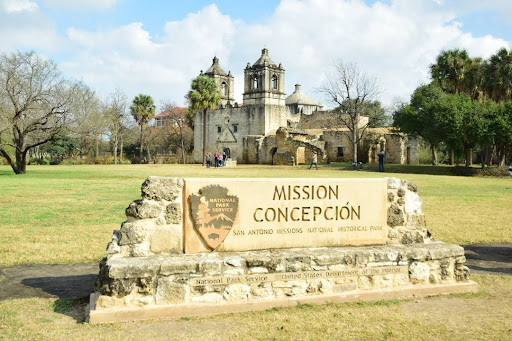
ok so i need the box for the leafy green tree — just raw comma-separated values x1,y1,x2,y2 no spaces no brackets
185,75,220,166
393,84,445,165
41,135,78,164
492,101,512,166
130,94,155,163
0,50,81,174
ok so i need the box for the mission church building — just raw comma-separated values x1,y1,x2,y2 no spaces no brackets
193,48,418,166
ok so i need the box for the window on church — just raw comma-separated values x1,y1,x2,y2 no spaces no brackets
337,147,344,157
221,82,227,96
233,125,238,133
272,75,278,90
253,75,258,89
217,126,221,133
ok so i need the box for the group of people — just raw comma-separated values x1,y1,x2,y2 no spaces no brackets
206,151,228,168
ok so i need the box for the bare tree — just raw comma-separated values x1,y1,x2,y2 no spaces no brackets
0,50,81,174
68,85,104,162
105,89,128,164
160,101,189,164
319,60,381,164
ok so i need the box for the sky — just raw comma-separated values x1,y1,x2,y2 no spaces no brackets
0,0,511,112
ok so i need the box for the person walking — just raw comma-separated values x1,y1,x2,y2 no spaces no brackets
206,153,211,168
309,151,318,170
214,151,220,168
378,151,385,172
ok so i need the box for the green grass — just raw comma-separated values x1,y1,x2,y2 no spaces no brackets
0,163,511,266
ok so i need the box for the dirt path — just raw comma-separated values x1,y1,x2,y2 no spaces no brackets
0,244,510,301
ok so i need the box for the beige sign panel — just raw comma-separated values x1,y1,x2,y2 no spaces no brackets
184,178,387,253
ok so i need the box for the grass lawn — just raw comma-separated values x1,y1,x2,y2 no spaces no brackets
0,163,510,266
0,275,510,340
0,163,511,340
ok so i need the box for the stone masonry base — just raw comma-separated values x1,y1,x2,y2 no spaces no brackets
88,281,478,324
89,241,477,323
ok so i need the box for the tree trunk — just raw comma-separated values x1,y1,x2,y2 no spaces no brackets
15,148,27,174
351,121,358,165
95,136,99,164
481,145,486,169
113,131,118,165
139,125,144,162
449,147,454,165
180,124,186,164
465,147,472,167
146,143,151,163
120,136,124,161
202,109,207,166
430,145,437,165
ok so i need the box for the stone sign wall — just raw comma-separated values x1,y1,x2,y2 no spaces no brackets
184,178,388,253
89,176,475,324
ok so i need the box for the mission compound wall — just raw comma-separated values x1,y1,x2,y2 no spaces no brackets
88,176,475,323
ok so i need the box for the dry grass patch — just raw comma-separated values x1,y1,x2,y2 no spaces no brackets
0,275,510,340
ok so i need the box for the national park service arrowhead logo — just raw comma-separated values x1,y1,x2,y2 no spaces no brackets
188,185,239,250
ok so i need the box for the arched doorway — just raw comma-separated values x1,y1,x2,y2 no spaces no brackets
270,147,277,165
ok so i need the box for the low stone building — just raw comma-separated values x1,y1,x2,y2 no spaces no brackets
193,48,419,165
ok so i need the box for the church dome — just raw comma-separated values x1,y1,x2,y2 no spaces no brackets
285,84,318,106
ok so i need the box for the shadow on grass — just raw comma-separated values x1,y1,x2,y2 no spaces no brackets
464,244,512,276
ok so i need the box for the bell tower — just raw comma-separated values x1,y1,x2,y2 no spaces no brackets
203,56,235,107
243,48,285,106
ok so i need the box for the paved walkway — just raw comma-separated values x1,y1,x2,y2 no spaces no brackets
0,244,510,301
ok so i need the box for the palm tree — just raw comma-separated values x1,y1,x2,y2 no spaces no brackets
484,47,512,102
130,94,155,162
185,76,220,166
430,49,472,94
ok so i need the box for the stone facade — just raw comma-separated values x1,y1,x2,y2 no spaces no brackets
89,176,475,323
193,49,418,165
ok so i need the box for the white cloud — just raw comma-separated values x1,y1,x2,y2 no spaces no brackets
0,0,62,52
1,0,38,13
61,4,237,108
43,0,118,11
2,0,510,111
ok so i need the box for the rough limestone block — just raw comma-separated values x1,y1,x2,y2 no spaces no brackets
409,262,430,283
108,257,160,279
248,267,268,274
119,221,150,246
251,283,274,298
388,203,405,227
198,256,222,275
141,176,183,202
130,243,150,257
165,203,182,224
405,190,423,215
358,276,371,289
160,259,197,275
387,178,402,189
190,293,223,303
223,284,251,301
125,199,163,219
224,257,245,268
149,225,182,254
156,278,188,305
